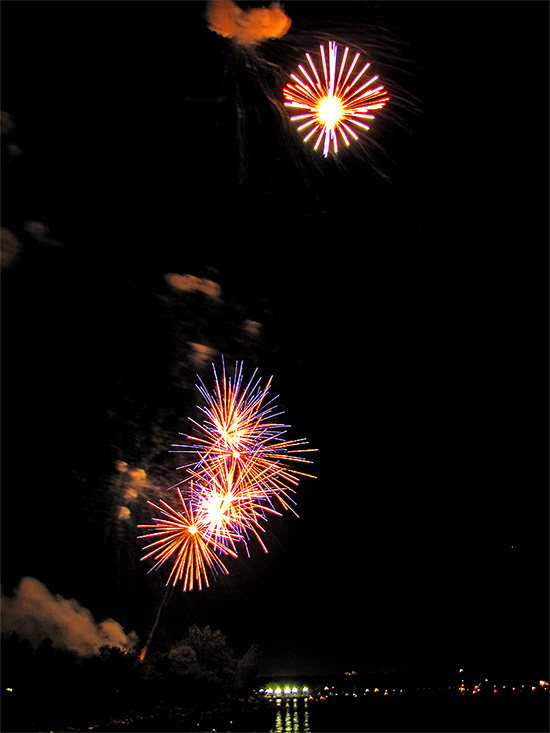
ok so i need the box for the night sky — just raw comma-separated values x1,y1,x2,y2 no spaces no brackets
2,1,548,680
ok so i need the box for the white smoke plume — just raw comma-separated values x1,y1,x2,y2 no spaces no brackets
1,576,139,656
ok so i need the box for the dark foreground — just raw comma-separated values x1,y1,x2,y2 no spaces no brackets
3,689,548,732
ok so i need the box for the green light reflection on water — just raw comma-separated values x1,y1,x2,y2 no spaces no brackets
272,697,310,733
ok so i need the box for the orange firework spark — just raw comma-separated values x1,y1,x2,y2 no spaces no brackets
138,488,237,591
283,40,390,157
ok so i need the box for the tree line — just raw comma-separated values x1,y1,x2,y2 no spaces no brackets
1,624,263,731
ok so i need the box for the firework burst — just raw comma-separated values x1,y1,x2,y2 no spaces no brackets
138,488,236,591
189,470,274,556
188,364,278,465
283,40,390,157
174,362,315,508
139,361,315,590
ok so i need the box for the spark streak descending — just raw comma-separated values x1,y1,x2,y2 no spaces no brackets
139,361,315,591
283,40,390,157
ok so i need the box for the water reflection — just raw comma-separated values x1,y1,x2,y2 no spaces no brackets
272,697,310,733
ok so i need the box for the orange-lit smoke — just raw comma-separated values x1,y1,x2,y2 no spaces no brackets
206,1,291,47
116,464,148,522
189,342,217,368
165,273,221,299
1,577,138,656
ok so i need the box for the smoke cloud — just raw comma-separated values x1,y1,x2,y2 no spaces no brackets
1,109,16,135
189,341,217,368
116,466,147,522
243,319,261,338
206,0,291,46
23,220,63,248
0,228,21,270
1,577,138,656
165,273,221,299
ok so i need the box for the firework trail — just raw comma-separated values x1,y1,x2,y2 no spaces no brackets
139,361,315,594
283,40,390,157
139,582,173,661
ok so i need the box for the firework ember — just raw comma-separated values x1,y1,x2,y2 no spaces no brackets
283,40,390,157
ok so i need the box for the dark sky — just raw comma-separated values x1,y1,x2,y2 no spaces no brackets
1,1,548,679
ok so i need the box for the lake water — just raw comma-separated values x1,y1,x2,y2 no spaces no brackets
266,691,549,733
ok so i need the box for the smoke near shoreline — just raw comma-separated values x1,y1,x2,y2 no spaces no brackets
1,576,138,656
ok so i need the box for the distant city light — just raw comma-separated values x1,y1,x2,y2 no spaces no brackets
264,683,311,698
259,672,546,704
